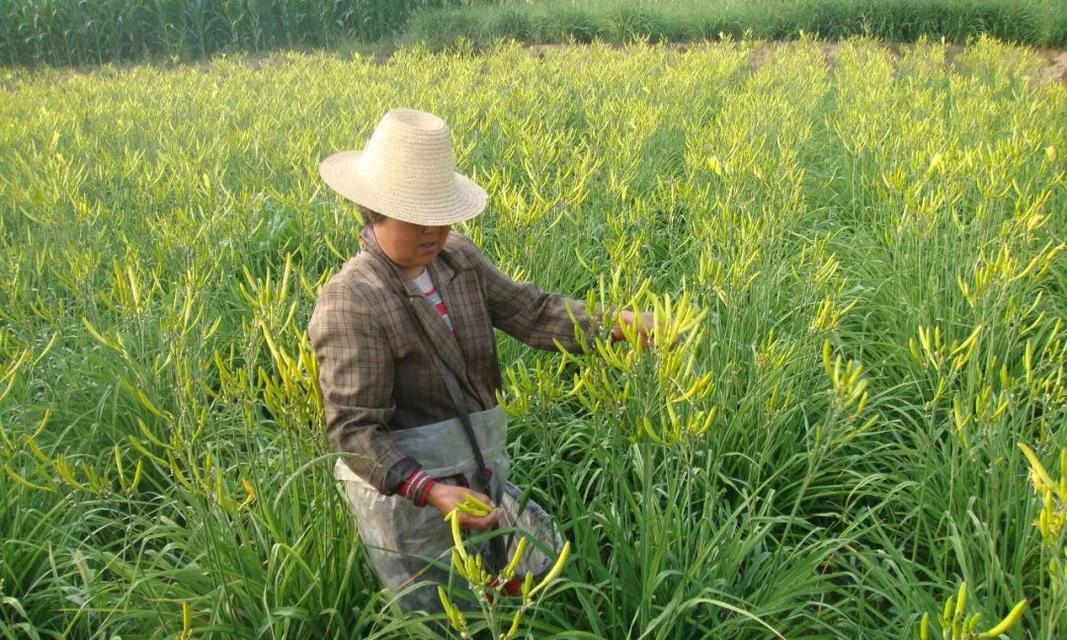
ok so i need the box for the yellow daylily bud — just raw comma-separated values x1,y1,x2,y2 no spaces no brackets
502,608,524,640
978,599,1026,638
456,494,493,517
449,511,468,561
1019,442,1056,493
953,581,968,626
822,339,833,377
529,540,571,598
502,537,529,581
521,571,535,600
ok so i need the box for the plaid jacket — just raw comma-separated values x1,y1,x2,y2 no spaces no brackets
308,226,601,495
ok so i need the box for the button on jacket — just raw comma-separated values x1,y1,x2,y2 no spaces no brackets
308,226,601,495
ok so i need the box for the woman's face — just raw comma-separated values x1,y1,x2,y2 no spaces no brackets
372,216,451,277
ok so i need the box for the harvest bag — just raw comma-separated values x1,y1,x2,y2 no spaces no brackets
333,408,565,612
333,405,509,612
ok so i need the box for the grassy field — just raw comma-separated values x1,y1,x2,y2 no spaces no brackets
2,36,1066,638
410,0,1067,49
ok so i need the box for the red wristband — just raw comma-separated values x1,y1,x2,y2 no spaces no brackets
398,469,437,507
417,478,438,507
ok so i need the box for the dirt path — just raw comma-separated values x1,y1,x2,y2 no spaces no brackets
1046,50,1067,83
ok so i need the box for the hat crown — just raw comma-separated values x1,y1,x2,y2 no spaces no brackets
360,110,456,192
318,108,487,226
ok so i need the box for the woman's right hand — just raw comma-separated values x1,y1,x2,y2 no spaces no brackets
425,483,503,531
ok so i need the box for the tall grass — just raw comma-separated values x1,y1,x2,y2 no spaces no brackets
0,0,483,67
6,1,1067,68
2,36,1066,638
408,0,1067,48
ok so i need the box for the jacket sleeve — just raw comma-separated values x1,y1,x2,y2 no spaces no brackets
466,241,605,352
308,277,419,495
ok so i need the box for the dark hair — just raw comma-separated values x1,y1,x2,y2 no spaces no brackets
357,204,386,227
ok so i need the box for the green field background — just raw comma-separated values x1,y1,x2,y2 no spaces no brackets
3,0,1067,67
2,36,1066,638
411,0,1067,50
0,0,473,66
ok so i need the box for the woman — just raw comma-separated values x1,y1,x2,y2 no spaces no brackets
308,109,650,613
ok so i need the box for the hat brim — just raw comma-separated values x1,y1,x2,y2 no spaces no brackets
319,150,487,226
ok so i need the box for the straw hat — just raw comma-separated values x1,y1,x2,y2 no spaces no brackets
319,109,487,226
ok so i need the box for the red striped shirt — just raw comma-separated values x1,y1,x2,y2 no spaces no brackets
412,270,452,333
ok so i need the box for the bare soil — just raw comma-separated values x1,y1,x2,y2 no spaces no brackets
1045,49,1067,83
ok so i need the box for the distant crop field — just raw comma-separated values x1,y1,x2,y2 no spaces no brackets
4,0,1067,67
1,37,1066,638
412,0,1067,49
0,0,466,66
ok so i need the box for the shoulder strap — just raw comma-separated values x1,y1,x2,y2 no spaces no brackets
402,296,509,573
402,298,495,499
